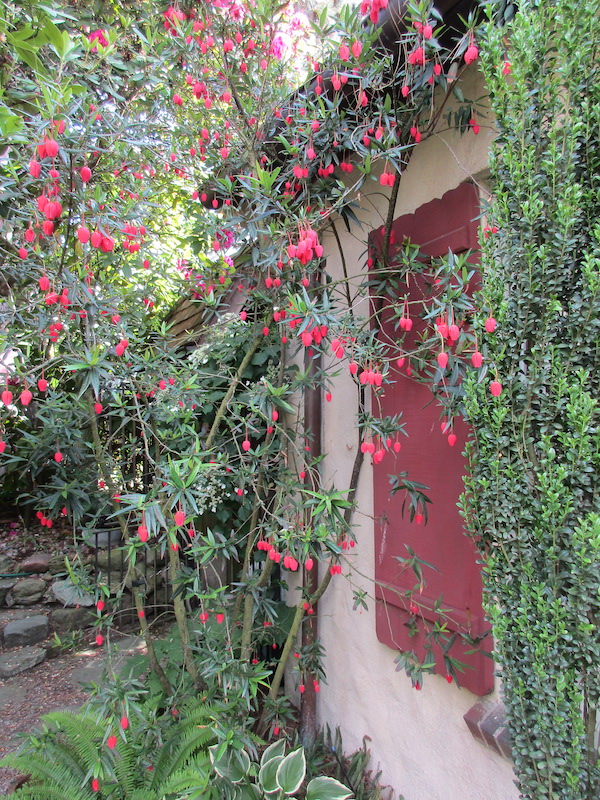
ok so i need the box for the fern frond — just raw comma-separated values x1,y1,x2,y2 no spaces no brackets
129,790,156,800
179,702,214,725
41,737,91,783
1,698,219,800
2,750,88,795
5,785,92,800
150,702,216,787
158,757,212,795
43,710,102,769
1,711,100,800
163,726,216,777
112,739,138,798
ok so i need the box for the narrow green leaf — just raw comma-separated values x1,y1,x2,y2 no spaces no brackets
43,19,64,53
11,42,46,75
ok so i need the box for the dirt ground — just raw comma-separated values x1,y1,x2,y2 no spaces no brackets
0,509,147,795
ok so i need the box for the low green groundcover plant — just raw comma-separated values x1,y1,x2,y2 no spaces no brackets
0,696,216,799
1,706,356,800
209,738,353,800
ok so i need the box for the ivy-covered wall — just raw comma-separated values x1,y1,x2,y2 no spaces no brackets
464,2,600,798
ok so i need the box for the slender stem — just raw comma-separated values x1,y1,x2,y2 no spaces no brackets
237,496,262,658
238,442,285,652
381,167,401,265
343,415,365,527
259,384,366,734
205,336,262,450
330,220,354,318
257,599,305,737
134,391,199,682
240,558,274,660
584,663,598,797
168,545,199,683
372,160,404,329
58,153,74,278
85,390,171,695
233,499,262,625
222,51,255,140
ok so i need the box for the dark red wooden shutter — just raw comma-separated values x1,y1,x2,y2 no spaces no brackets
370,182,494,696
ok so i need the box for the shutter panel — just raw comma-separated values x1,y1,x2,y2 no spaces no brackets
371,183,494,695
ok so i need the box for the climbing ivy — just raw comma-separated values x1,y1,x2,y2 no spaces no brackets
462,1,600,798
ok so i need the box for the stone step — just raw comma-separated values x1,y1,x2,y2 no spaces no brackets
3,615,49,648
0,645,46,678
5,577,47,607
0,605,96,647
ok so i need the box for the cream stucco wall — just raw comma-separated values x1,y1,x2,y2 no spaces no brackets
313,67,520,800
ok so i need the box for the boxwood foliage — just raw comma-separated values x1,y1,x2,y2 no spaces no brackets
462,1,600,799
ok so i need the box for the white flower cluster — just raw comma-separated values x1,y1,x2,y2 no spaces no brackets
192,463,228,516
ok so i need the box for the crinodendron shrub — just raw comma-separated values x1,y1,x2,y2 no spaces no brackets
0,0,487,715
460,1,600,799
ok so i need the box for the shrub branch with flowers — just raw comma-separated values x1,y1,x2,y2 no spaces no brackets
0,0,597,797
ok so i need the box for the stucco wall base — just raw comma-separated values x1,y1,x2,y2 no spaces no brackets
317,557,519,800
